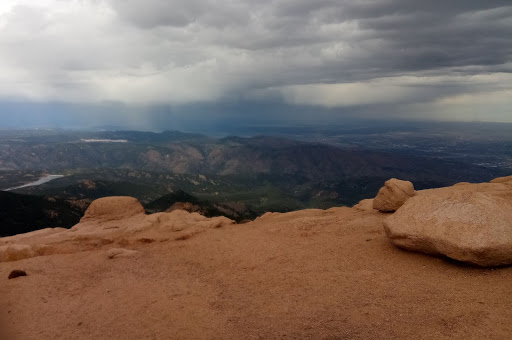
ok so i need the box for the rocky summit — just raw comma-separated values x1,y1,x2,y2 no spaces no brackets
1,177,511,339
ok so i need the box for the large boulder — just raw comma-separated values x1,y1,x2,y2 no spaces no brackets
384,182,512,266
80,196,145,223
373,179,416,212
69,196,147,237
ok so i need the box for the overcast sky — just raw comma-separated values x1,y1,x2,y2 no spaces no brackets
0,0,510,129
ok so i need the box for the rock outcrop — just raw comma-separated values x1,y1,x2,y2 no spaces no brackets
0,196,234,263
373,178,416,212
80,196,145,223
384,180,512,266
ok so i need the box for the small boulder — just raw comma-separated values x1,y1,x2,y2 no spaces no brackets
8,270,27,279
373,179,416,212
384,185,512,266
166,202,201,214
353,199,376,212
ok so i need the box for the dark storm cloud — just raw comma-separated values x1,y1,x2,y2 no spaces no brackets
110,0,511,73
109,0,251,28
0,0,510,122
105,0,512,108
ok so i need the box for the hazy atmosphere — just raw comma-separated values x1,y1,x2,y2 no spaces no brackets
0,0,511,129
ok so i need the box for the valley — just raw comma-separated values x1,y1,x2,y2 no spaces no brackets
0,123,510,236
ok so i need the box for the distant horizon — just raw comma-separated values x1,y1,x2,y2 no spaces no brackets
1,117,511,140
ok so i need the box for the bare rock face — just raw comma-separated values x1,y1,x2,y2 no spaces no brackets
0,244,36,262
0,195,236,263
106,248,139,259
144,210,235,232
373,179,416,212
80,196,145,223
490,175,512,184
384,181,512,266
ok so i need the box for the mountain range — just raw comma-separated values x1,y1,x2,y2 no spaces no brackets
0,128,509,236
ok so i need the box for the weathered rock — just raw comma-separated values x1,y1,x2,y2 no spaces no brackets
106,248,139,259
373,178,416,212
384,183,512,266
166,202,201,214
256,212,279,220
8,270,27,279
453,182,472,186
0,228,66,247
353,199,377,212
80,196,145,223
0,244,36,262
490,175,512,184
144,210,235,232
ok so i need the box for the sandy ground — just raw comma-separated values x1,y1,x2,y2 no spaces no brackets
1,207,511,339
